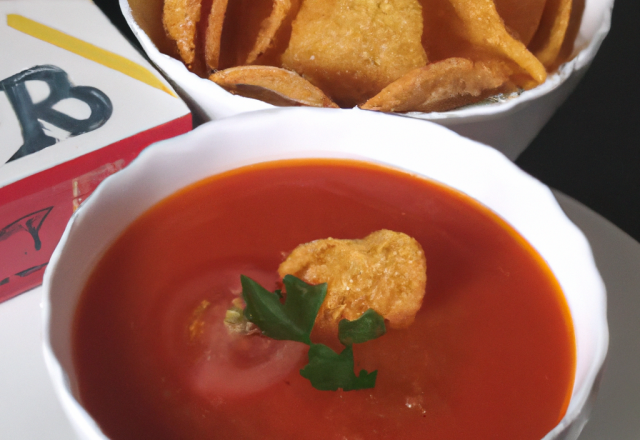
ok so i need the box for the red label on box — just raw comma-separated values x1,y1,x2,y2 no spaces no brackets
0,114,191,303
0,2,192,302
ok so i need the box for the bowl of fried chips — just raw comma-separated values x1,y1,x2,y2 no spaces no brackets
120,0,612,159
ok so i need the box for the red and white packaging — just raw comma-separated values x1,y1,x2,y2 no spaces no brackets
0,0,192,302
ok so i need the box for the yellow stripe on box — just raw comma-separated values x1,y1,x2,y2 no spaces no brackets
7,14,177,98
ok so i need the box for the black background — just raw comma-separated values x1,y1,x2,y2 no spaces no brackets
93,0,640,243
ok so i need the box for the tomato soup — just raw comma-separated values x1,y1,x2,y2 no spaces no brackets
73,159,575,440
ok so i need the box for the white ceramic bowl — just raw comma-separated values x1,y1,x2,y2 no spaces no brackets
43,108,608,439
119,0,612,160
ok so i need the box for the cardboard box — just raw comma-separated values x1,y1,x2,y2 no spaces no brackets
0,0,192,303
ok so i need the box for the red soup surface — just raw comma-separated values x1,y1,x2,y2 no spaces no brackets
73,159,576,440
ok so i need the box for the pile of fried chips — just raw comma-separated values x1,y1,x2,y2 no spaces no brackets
163,0,575,112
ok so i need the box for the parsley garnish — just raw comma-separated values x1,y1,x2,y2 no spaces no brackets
338,308,386,346
242,275,326,344
300,344,378,391
241,275,386,391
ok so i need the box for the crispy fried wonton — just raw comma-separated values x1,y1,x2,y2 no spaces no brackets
278,230,427,338
529,0,572,67
446,0,548,86
493,0,548,45
281,0,428,107
204,0,230,69
163,0,202,66
361,57,513,112
210,65,338,107
245,0,293,64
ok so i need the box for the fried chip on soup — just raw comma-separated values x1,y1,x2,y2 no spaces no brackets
281,0,428,107
529,0,572,67
204,0,230,70
278,230,427,339
163,0,202,65
210,65,338,107
245,0,292,64
446,0,547,86
361,57,513,113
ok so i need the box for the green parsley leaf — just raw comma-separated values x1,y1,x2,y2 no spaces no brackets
300,344,377,391
241,274,327,345
240,275,380,391
338,309,386,346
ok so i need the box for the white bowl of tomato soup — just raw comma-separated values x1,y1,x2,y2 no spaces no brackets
119,0,612,160
43,108,607,440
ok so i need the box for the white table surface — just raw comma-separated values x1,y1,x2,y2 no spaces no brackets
1,191,638,440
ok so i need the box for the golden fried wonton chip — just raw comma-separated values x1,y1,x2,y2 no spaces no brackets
281,0,428,107
553,0,583,67
163,0,202,66
361,58,513,113
204,0,230,70
210,65,338,107
529,0,572,67
245,0,292,64
493,0,548,45
278,230,427,339
254,0,303,66
446,0,547,85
